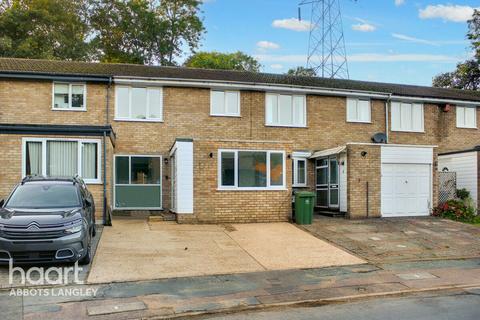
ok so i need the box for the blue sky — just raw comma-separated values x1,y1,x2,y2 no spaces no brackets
198,0,478,86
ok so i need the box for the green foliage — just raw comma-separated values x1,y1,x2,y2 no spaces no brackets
0,0,91,60
0,0,205,64
456,188,471,200
433,9,480,90
286,66,317,77
433,199,477,223
184,51,261,72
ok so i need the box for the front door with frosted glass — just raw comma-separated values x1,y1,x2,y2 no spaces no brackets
114,155,162,209
315,157,339,209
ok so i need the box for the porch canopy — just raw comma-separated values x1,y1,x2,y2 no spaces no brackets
309,146,346,159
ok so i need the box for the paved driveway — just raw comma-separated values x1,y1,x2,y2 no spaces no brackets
87,219,364,283
303,216,480,263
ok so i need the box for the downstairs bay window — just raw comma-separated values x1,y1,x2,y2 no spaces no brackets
218,150,286,190
23,138,101,183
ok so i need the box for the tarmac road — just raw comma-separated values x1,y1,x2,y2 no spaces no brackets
203,288,480,320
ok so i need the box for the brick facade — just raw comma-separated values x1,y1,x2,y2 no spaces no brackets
0,78,478,223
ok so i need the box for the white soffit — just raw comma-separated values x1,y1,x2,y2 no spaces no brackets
310,146,346,159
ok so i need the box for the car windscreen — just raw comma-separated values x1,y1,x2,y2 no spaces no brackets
6,184,81,209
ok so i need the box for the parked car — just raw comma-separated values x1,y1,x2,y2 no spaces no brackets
0,176,96,265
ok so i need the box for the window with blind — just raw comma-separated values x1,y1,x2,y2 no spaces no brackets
23,139,100,183
265,93,306,127
115,86,163,121
346,98,371,123
456,106,477,128
210,90,240,116
391,102,424,132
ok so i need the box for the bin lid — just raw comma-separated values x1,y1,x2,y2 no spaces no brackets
296,191,315,197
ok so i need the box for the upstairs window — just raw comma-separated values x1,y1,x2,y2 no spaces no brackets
266,93,306,127
456,106,477,129
53,83,86,110
346,98,371,123
218,150,285,190
115,86,163,121
391,102,424,132
210,90,240,116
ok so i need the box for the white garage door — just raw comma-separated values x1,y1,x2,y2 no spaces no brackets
381,163,431,217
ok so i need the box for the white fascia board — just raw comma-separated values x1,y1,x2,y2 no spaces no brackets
390,95,480,106
113,77,390,99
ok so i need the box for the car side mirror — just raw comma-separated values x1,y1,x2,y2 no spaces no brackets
85,199,92,207
0,199,4,207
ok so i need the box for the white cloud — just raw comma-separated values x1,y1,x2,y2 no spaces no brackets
352,23,376,32
255,53,461,64
395,0,405,6
272,18,312,32
392,33,438,46
270,64,284,70
419,5,477,22
256,41,280,50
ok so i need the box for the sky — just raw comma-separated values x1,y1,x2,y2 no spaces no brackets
198,0,478,86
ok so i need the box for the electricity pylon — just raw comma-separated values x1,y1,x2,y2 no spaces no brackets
299,0,349,79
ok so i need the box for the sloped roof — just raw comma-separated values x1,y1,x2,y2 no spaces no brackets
0,57,479,102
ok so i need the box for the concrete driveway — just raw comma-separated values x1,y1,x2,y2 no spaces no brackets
87,219,364,283
303,216,480,263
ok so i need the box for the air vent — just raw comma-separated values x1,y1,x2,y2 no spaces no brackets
371,132,387,144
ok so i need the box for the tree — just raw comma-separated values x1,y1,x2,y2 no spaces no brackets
0,0,91,60
184,51,261,72
89,0,204,65
433,9,479,90
286,66,317,77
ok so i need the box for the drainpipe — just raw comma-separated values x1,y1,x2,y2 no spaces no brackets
106,77,112,124
385,93,392,143
103,77,112,226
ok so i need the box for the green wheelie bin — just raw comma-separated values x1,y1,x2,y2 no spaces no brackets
295,191,315,225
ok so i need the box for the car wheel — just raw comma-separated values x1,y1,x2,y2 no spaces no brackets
79,243,92,265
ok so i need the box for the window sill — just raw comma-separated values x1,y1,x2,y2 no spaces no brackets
217,187,288,191
210,114,241,118
51,108,87,112
265,124,307,128
113,207,164,211
293,184,308,188
391,129,425,133
114,118,164,123
456,126,477,129
85,180,103,185
346,120,372,124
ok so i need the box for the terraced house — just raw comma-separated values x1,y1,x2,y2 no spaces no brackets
0,58,479,224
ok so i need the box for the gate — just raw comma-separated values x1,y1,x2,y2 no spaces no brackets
438,171,457,204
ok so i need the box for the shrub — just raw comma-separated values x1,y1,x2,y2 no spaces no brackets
432,199,476,223
456,188,470,200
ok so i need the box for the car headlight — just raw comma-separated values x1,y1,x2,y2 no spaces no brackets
65,224,83,234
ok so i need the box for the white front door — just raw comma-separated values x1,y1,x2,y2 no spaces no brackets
381,163,431,217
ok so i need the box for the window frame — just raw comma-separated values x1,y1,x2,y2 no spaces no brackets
217,149,286,191
114,85,164,122
390,101,424,133
456,105,477,129
113,154,163,210
210,90,241,117
21,137,102,184
292,157,308,187
265,93,307,128
51,82,87,111
346,97,371,123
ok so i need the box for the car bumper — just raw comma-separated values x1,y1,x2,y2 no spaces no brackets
0,231,88,264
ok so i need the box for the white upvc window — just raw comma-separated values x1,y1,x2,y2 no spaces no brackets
346,98,371,123
218,149,286,190
22,138,101,184
266,93,306,127
52,82,87,111
210,90,240,116
391,101,424,132
292,157,308,187
456,106,477,129
115,86,163,122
